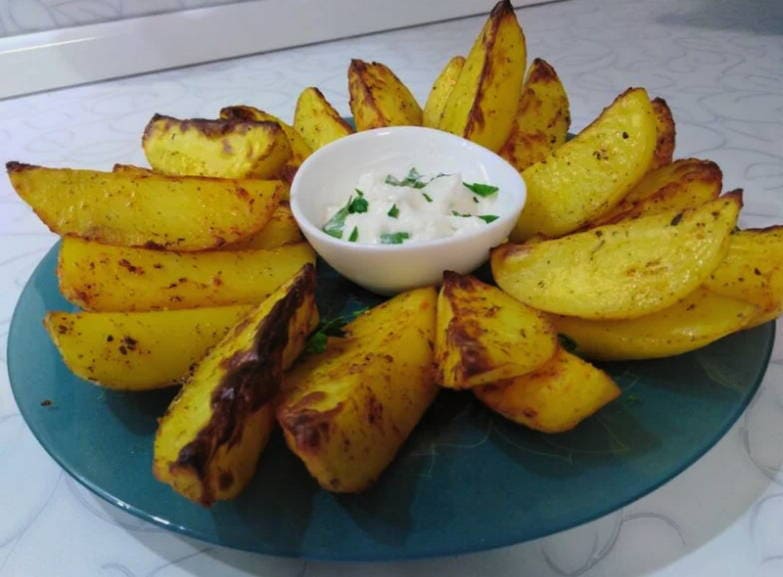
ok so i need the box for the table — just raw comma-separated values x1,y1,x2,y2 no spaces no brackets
1,0,782,575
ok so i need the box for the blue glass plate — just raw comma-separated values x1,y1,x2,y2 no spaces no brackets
8,242,774,560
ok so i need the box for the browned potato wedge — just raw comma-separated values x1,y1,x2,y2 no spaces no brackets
422,56,465,128
512,88,658,240
553,288,759,361
348,59,422,130
435,271,557,388
143,114,291,179
58,237,315,312
499,58,570,172
45,305,252,390
439,0,526,151
293,87,354,151
112,163,154,174
7,162,282,251
492,194,741,319
153,265,318,505
588,159,722,227
278,287,438,493
475,348,620,433
703,227,783,328
227,203,302,250
651,97,675,170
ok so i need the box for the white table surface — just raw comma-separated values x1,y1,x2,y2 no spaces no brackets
1,0,782,575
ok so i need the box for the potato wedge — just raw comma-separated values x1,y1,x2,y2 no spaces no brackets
143,114,291,179
492,194,741,319
348,59,422,130
422,56,465,128
227,203,302,250
45,305,252,390
553,288,759,361
58,237,315,312
8,162,282,251
499,58,570,172
587,159,722,227
293,87,354,151
651,97,675,170
153,265,318,505
435,271,557,388
439,0,526,151
704,227,783,328
278,287,438,493
220,105,312,182
475,348,620,433
512,88,658,240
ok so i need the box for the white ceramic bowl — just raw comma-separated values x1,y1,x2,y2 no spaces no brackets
289,126,526,296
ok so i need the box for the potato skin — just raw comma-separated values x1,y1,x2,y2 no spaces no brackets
423,56,464,128
58,238,315,312
143,114,291,179
348,59,422,130
277,287,438,493
45,305,252,390
153,265,318,506
492,194,741,320
7,162,282,251
293,87,354,151
650,97,676,170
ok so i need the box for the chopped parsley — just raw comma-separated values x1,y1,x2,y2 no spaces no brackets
422,192,433,203
348,195,368,214
322,192,370,238
348,226,359,242
387,204,399,218
463,182,499,197
304,308,368,354
380,231,410,245
478,214,499,223
385,167,427,189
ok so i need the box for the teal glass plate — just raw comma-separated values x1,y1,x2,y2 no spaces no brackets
8,242,774,560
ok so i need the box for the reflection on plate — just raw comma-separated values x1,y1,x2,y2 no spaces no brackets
8,243,774,560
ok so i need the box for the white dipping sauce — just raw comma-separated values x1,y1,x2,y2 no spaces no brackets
322,169,500,245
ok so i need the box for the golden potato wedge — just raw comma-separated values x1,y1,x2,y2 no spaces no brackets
8,162,282,251
278,287,438,493
154,265,318,505
422,56,465,128
220,105,312,183
492,194,741,319
475,348,620,433
587,159,722,227
112,163,154,174
499,57,571,172
45,305,252,390
143,114,291,179
435,271,557,388
439,0,526,151
293,87,354,151
553,288,759,361
58,237,315,312
704,227,783,328
651,97,675,170
512,88,658,240
227,203,302,250
348,59,422,130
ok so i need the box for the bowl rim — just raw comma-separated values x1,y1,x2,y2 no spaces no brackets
289,125,526,253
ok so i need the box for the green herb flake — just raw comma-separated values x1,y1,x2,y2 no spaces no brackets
380,231,410,245
387,204,400,218
422,192,433,203
304,308,368,354
348,226,359,242
355,188,364,197
463,182,499,197
451,210,471,217
348,196,368,214
473,196,479,203
385,167,427,189
322,203,350,239
479,214,499,223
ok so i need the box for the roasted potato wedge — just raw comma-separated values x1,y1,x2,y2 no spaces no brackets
475,348,620,433
348,59,422,130
435,271,557,388
512,88,658,240
8,162,282,251
439,0,526,151
45,305,252,390
704,227,783,328
588,159,722,227
58,237,315,312
493,194,741,319
278,287,438,493
553,288,759,361
227,203,302,250
293,87,354,151
153,265,318,505
422,56,465,128
651,97,675,170
143,114,291,179
499,58,570,172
